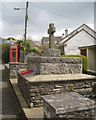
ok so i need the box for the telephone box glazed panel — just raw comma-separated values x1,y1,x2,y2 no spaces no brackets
10,44,18,62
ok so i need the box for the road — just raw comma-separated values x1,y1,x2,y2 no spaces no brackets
1,67,18,120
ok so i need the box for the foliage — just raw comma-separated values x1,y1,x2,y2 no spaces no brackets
2,44,10,63
15,40,31,54
61,55,88,73
61,51,65,55
72,88,75,92
7,37,16,40
15,40,23,45
15,40,41,62
30,48,40,54
15,40,32,62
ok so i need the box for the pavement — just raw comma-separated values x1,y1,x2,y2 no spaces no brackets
10,78,44,120
0,64,5,70
1,68,18,120
1,64,44,120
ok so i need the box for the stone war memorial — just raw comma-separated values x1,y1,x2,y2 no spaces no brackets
17,23,96,119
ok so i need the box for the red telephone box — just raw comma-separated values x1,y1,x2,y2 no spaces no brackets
10,44,18,62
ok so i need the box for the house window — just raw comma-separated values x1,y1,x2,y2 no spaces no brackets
81,49,87,57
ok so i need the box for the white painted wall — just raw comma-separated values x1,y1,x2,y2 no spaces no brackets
87,48,94,70
65,30,95,55
87,47,96,70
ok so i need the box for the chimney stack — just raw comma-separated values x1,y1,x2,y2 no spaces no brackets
62,33,64,39
65,29,68,37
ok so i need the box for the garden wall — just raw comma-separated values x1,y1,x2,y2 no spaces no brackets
18,73,96,108
5,62,27,78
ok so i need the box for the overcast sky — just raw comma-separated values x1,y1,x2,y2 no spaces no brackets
1,1,95,41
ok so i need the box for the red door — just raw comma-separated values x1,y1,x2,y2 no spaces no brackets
81,49,87,57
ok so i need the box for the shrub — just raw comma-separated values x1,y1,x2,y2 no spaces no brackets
7,37,15,40
15,40,32,62
30,48,40,54
61,51,65,55
2,44,10,63
61,55,88,73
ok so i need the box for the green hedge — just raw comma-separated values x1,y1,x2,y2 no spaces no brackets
2,44,10,63
61,55,88,73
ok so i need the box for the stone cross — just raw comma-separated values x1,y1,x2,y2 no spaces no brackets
48,23,56,48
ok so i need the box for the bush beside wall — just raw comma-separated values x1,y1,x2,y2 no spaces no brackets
61,55,88,73
2,44,10,63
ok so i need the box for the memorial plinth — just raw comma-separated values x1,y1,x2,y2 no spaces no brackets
27,56,82,75
42,92,96,119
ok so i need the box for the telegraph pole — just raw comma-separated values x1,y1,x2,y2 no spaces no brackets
24,1,28,63
14,1,29,63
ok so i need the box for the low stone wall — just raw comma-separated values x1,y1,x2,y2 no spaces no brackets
87,70,96,76
27,56,82,74
18,73,96,108
6,62,27,78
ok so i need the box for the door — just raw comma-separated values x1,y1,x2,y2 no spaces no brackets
81,49,87,57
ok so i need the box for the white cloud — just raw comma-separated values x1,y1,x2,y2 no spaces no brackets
1,0,95,2
1,2,94,41
0,21,2,36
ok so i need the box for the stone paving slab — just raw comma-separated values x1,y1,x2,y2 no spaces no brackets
23,107,43,119
23,73,96,82
42,92,95,114
87,70,96,76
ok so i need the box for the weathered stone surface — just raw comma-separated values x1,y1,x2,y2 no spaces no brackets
48,23,56,48
25,52,38,62
27,56,82,63
42,92,95,119
87,70,96,76
9,62,27,78
43,48,60,57
27,56,82,74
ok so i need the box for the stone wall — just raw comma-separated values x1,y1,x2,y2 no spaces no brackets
18,73,96,108
9,62,27,78
43,104,95,119
27,56,82,74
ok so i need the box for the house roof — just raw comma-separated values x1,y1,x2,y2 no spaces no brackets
78,45,96,49
42,36,62,43
58,24,96,44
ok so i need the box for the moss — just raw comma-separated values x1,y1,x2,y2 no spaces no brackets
72,88,75,92
61,55,88,73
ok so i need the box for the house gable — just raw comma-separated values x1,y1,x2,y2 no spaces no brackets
58,24,96,44
64,30,95,55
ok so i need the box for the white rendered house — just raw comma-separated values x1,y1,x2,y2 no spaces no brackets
58,24,96,71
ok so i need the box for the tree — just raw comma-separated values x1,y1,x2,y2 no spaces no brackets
15,40,32,62
7,37,16,40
